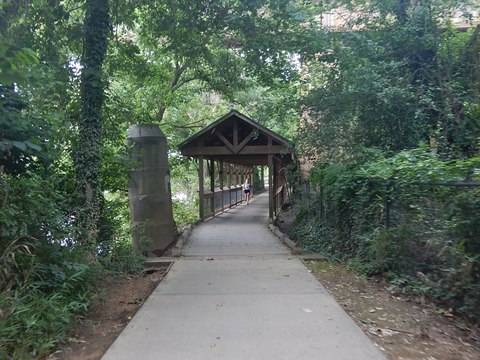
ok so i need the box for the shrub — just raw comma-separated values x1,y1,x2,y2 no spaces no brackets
291,149,480,320
0,174,100,358
98,237,145,274
0,241,99,358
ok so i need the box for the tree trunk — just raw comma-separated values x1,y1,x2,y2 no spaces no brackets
76,0,110,246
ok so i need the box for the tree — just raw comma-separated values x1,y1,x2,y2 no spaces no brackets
76,0,110,246
298,0,480,161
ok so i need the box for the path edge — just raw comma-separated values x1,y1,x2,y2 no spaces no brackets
268,222,302,254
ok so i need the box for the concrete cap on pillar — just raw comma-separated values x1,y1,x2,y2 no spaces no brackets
127,124,166,140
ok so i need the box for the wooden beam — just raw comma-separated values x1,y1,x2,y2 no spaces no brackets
249,166,253,198
233,119,238,147
268,154,274,219
239,145,287,155
210,158,215,216
214,130,236,153
215,129,257,154
204,155,268,166
261,165,265,189
181,145,287,156
219,160,224,213
235,131,256,153
199,156,204,221
234,164,239,204
243,166,246,202
227,162,232,207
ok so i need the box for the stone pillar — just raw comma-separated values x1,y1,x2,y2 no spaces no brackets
127,124,175,256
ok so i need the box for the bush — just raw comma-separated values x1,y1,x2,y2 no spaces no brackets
96,192,146,274
291,149,480,320
172,199,198,227
0,242,100,358
98,238,145,274
0,174,100,358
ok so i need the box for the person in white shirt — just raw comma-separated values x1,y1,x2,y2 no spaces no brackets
243,179,251,204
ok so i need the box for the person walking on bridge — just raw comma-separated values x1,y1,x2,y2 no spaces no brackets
243,178,251,204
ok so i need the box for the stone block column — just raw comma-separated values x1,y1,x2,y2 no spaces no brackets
127,124,175,256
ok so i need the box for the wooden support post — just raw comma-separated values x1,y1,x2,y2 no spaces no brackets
237,164,241,204
274,157,278,217
220,160,224,213
210,158,215,216
249,166,253,198
227,163,232,208
261,165,265,190
233,119,238,148
237,165,241,204
199,156,205,221
268,154,274,219
241,166,244,199
234,164,238,205
242,165,248,202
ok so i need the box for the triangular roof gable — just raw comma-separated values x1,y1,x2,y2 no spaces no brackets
178,109,291,150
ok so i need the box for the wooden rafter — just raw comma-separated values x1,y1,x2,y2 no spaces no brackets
214,129,259,154
236,131,256,153
214,130,236,153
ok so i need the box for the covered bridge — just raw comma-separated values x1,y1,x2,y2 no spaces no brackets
179,110,294,220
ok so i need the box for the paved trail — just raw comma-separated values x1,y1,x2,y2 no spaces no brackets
102,192,385,360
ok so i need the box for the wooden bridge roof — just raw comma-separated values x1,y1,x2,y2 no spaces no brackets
179,110,293,166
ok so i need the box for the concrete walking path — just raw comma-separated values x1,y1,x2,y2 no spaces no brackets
102,192,386,360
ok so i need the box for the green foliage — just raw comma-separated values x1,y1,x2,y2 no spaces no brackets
0,33,44,174
300,1,480,161
75,0,111,246
98,238,145,274
172,200,199,228
0,84,45,174
0,178,101,358
95,191,146,274
290,149,480,320
0,242,99,359
0,34,39,85
0,174,139,358
2,0,479,354
0,174,69,244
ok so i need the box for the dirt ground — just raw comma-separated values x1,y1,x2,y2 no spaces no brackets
48,264,169,360
307,259,480,360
